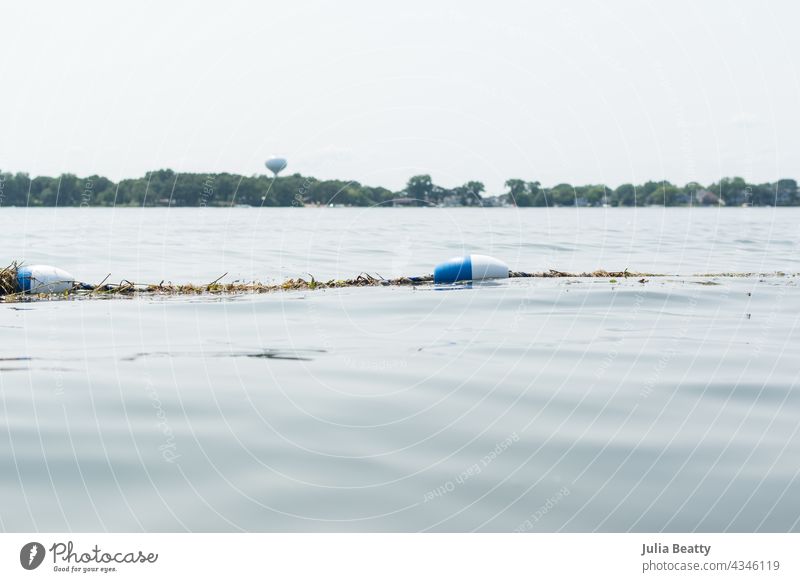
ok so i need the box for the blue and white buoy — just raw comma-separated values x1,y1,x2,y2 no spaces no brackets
17,265,77,294
434,254,509,284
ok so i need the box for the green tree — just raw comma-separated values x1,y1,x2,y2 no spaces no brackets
614,183,636,206
549,183,576,206
406,175,434,204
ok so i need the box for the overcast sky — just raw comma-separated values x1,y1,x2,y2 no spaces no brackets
1,0,798,193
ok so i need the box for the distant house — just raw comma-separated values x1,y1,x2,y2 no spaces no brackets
481,196,509,207
392,197,418,207
441,194,464,207
673,192,691,205
695,189,724,205
776,181,797,205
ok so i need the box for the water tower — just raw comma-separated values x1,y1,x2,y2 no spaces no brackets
265,156,287,178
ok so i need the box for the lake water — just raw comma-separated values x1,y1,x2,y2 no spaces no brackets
1,207,799,532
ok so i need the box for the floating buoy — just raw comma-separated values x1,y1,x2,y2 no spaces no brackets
433,254,510,284
16,265,77,294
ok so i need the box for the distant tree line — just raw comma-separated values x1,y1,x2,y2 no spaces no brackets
0,170,394,208
499,177,799,207
0,170,797,207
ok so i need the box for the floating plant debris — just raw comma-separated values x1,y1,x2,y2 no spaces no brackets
0,262,796,303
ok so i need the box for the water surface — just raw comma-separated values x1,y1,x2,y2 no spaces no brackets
1,208,798,531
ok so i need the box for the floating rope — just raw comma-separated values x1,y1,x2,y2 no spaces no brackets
0,262,794,303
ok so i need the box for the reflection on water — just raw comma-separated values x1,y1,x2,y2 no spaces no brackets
121,349,327,362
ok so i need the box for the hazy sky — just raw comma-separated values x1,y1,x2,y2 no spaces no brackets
1,0,798,193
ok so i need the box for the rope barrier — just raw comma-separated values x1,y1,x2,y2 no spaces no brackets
1,261,794,303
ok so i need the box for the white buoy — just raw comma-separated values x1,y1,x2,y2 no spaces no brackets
17,265,76,294
434,254,509,284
